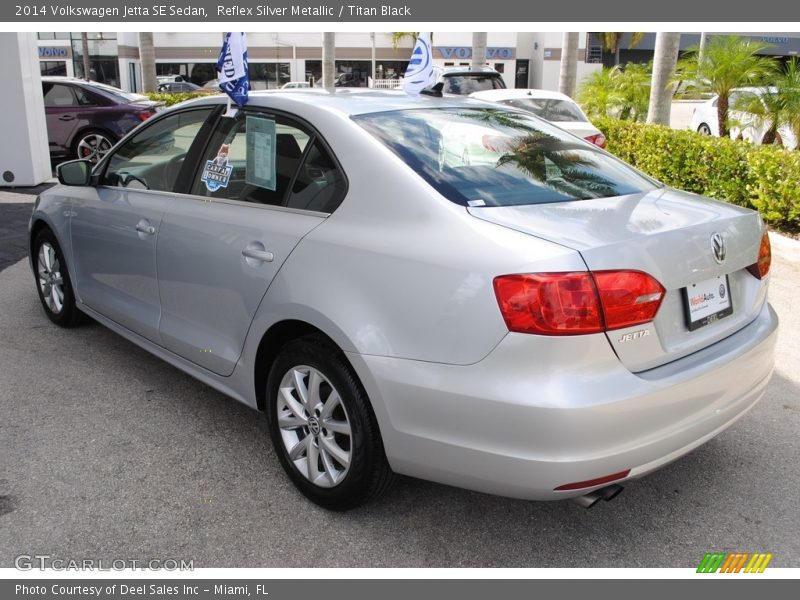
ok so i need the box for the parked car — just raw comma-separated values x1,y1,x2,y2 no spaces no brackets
281,81,311,89
690,87,798,149
157,81,202,93
30,91,777,510
157,75,186,84
470,89,607,147
334,73,361,87
434,66,507,95
41,77,164,163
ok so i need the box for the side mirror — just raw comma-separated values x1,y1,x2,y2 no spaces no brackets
57,160,93,186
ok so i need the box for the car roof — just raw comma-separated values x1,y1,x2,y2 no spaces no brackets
470,89,576,102
180,89,507,117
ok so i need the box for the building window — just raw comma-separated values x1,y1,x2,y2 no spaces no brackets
40,61,67,76
248,63,291,89
156,63,216,86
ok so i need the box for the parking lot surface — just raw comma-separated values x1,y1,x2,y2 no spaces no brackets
1,190,798,568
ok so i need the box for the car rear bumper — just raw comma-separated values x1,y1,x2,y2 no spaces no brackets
348,301,778,500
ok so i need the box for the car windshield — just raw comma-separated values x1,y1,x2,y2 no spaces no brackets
355,108,658,207
500,97,587,122
442,75,505,94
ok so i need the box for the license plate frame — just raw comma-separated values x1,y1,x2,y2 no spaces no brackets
682,274,733,331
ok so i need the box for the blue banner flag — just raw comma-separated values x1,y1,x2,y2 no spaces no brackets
217,32,249,107
403,32,436,96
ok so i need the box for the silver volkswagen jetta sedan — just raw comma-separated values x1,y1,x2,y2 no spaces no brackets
29,90,778,510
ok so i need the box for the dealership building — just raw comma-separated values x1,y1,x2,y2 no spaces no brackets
34,31,605,92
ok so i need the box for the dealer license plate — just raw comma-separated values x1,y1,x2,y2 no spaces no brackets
682,275,733,331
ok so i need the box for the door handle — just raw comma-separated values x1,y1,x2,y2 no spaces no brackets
135,220,156,236
58,115,76,121
242,248,274,263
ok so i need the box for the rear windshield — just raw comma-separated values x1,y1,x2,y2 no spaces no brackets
354,108,657,207
89,82,147,103
501,97,587,122
442,75,506,95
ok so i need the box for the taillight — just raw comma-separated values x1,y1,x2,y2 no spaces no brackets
584,133,607,148
593,270,665,330
138,110,156,122
493,270,664,336
747,232,771,279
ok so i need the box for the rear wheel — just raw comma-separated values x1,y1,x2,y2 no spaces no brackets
32,228,83,327
266,335,393,510
74,130,115,164
697,123,712,136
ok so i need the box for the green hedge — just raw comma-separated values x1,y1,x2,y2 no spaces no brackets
595,117,800,229
143,91,212,106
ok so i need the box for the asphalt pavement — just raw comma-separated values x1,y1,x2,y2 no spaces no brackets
0,189,798,568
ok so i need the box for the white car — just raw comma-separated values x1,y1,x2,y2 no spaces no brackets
470,89,606,148
281,81,311,89
690,87,798,149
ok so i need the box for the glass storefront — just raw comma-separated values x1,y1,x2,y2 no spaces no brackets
69,33,120,88
39,61,67,76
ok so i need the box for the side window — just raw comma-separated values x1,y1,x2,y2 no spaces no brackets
286,141,347,213
190,112,311,206
73,87,101,106
42,83,76,107
101,108,213,192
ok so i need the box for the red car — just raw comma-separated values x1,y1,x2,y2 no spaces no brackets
42,77,164,163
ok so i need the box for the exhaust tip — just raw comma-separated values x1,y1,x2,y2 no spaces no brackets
570,484,625,508
571,491,602,509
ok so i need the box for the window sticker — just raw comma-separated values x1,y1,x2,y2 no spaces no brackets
246,115,277,191
200,144,233,192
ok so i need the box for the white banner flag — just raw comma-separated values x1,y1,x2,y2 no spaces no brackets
403,33,436,96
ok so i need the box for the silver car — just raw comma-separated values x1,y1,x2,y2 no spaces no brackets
29,90,778,510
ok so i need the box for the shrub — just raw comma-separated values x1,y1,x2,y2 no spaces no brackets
596,117,800,229
143,91,213,107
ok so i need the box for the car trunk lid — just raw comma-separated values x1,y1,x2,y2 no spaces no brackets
469,187,768,372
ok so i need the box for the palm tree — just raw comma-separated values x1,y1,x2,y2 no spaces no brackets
646,32,681,125
322,32,335,87
577,68,621,119
781,58,800,148
471,32,487,71
615,62,651,122
559,32,580,98
675,35,777,137
80,33,91,82
599,32,645,66
390,32,418,50
138,33,157,92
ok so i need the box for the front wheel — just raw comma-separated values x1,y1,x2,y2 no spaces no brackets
697,123,712,136
266,335,393,510
32,228,83,327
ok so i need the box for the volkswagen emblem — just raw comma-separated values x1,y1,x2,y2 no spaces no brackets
711,233,726,264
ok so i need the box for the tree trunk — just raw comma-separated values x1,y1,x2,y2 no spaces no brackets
80,33,91,81
614,46,620,66
471,32,487,71
558,32,579,98
717,93,730,138
646,32,681,125
761,127,777,145
698,32,708,67
322,32,335,88
138,32,157,93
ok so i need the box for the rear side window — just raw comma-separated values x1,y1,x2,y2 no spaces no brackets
42,83,76,107
501,98,587,123
443,75,506,95
191,111,346,212
355,108,657,207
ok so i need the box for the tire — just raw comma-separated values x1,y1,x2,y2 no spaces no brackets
697,123,712,136
266,335,394,510
32,228,83,327
73,130,116,164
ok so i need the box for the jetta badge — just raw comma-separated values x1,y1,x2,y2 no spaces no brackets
711,233,726,264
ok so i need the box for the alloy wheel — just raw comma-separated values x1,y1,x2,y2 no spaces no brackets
37,242,65,314
276,365,352,488
77,133,113,163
